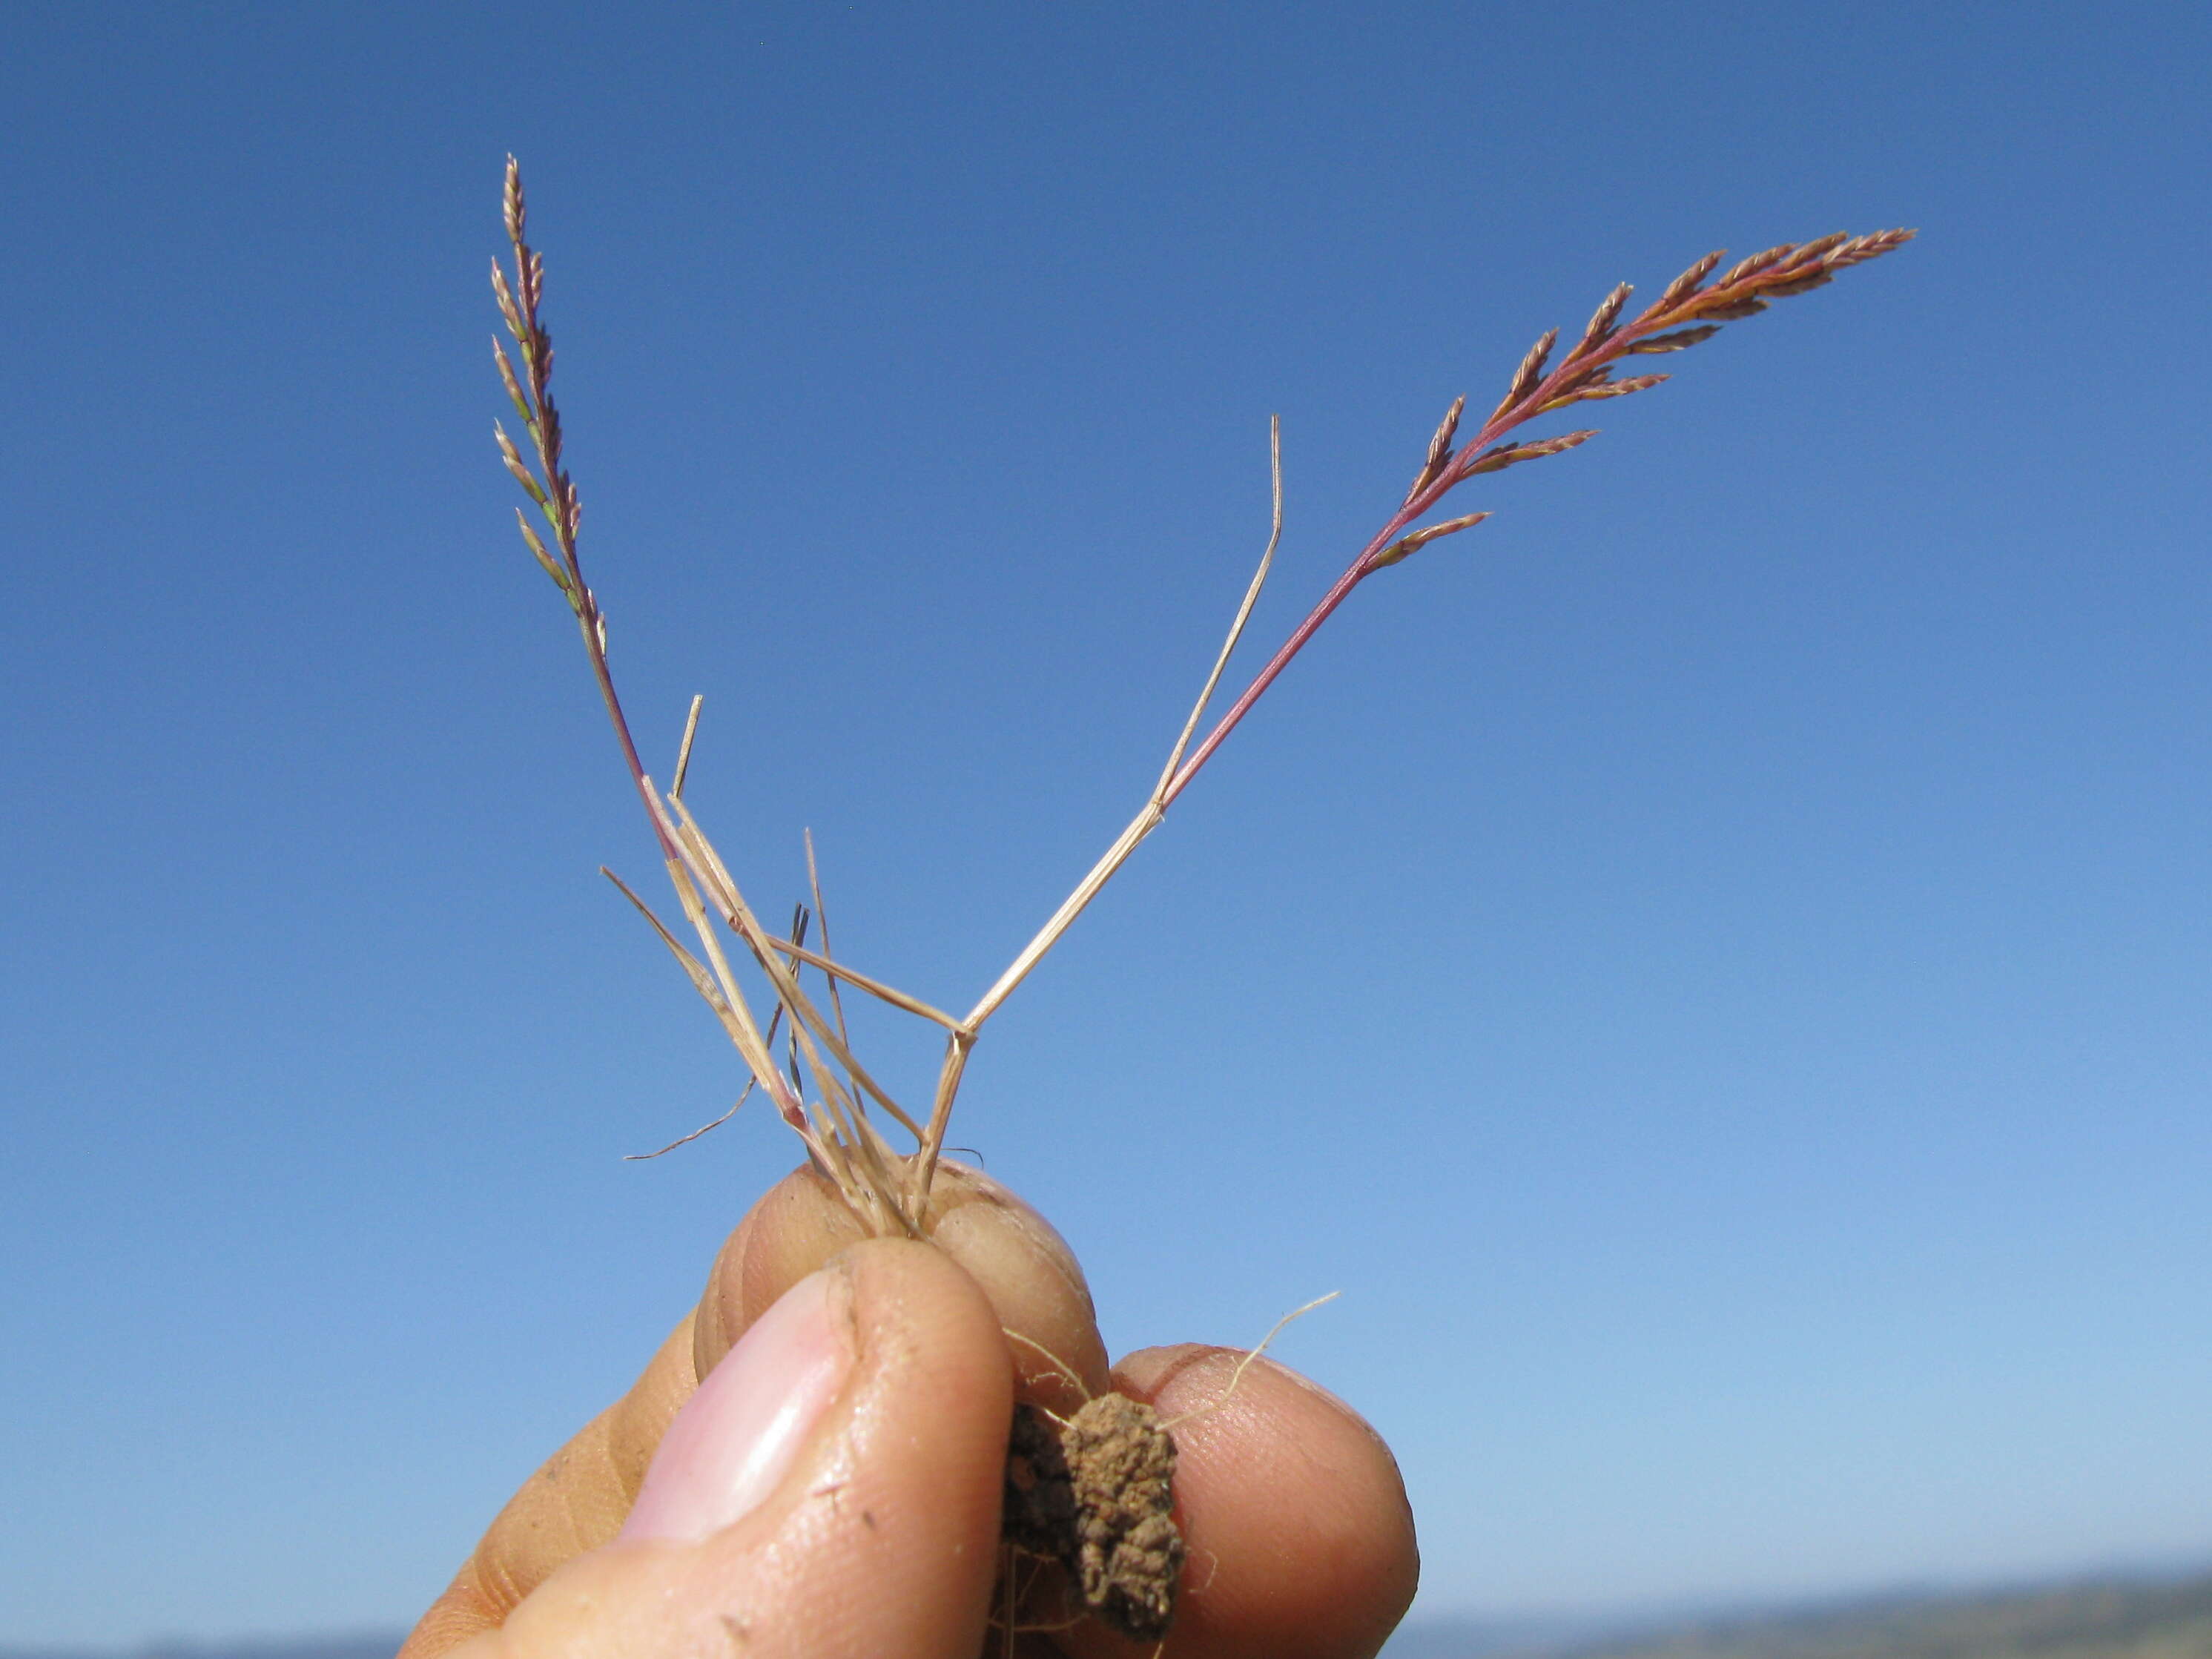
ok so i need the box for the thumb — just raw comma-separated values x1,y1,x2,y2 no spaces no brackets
463,1239,1014,1659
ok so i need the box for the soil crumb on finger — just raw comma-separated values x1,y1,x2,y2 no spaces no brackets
1003,1394,1184,1640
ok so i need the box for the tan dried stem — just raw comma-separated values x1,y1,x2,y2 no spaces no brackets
494,156,966,1231
908,416,1288,1203
670,693,704,799
624,902,806,1159
661,794,928,1152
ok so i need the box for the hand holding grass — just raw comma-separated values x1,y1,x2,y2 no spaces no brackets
399,1165,1418,1658
461,160,1909,1652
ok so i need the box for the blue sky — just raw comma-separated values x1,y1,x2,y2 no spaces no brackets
2,1,2208,1647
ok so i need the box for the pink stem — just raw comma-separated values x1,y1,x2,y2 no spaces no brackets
1161,300,1680,808
1159,509,1413,806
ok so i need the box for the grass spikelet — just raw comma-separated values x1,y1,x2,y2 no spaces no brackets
1626,324,1721,354
1492,326,1559,419
1571,281,1634,358
1717,243,1795,286
1657,250,1725,308
1462,429,1600,478
1405,395,1467,505
1370,510,1491,569
1542,372,1670,410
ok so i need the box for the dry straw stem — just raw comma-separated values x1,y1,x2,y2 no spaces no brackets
491,156,1911,1235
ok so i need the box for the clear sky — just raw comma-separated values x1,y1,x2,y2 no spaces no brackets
2,2,2208,1648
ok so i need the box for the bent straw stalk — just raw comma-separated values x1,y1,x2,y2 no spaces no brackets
489,156,1912,1236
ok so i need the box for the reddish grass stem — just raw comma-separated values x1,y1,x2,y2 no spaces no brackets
1162,230,1913,809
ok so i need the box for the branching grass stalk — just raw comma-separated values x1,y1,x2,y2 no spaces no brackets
489,156,1910,1234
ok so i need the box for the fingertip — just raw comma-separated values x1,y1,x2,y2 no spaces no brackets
693,1165,866,1376
925,1168,1112,1412
1100,1346,1419,1659
705,1233,1019,1653
697,1163,1111,1414
621,1267,854,1544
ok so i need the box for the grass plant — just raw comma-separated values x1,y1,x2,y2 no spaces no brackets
489,156,1911,1241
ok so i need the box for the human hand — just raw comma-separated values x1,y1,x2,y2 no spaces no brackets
399,1164,1416,1658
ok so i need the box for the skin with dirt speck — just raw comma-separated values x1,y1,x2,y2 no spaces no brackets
401,1162,1416,1659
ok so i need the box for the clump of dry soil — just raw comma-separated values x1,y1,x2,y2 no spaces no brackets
1003,1394,1184,1640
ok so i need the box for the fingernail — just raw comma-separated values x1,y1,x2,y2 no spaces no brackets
620,1266,853,1543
